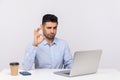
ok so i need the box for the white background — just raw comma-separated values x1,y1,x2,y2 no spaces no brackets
0,0,120,71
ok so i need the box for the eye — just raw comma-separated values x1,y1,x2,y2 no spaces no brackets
47,27,52,29
54,26,57,29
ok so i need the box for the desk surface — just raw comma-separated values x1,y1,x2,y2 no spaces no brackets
0,69,120,80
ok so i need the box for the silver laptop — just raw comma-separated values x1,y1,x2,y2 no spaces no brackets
54,49,102,77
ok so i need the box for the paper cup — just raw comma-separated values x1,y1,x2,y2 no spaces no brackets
10,62,19,76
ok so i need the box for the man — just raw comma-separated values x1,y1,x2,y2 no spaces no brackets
22,14,72,70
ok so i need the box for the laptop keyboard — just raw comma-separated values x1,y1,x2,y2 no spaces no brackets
61,70,70,75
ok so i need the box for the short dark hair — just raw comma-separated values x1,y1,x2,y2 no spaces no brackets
42,14,58,25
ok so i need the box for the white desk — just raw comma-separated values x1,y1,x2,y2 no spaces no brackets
0,69,120,80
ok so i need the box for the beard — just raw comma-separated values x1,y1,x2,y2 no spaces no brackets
44,33,56,40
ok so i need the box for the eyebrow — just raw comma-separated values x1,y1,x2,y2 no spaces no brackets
46,26,57,28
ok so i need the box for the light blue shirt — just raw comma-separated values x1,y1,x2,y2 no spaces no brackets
22,37,72,70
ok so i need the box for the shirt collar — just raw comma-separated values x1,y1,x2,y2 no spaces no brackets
43,37,57,46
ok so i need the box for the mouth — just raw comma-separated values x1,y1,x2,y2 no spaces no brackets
48,34,55,38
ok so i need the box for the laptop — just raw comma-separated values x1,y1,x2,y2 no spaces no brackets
54,49,102,77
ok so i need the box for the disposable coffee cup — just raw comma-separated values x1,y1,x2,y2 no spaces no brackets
10,62,19,76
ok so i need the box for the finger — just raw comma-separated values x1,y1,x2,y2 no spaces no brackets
37,34,41,38
42,35,45,38
39,25,42,28
39,25,43,32
34,28,38,35
34,27,41,32
34,29,37,35
34,27,41,35
41,35,45,40
36,27,41,32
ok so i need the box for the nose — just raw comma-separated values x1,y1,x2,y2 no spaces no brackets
51,28,55,33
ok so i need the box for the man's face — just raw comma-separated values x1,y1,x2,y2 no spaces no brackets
42,22,58,40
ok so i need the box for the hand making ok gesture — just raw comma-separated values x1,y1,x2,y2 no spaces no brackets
33,25,45,46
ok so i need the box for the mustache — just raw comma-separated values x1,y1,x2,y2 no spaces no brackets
50,33,55,35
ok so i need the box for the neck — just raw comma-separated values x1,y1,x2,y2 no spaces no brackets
45,38,54,44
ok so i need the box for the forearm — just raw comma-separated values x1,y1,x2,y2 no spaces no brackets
63,42,73,69
64,55,73,69
22,44,37,70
